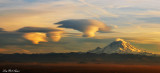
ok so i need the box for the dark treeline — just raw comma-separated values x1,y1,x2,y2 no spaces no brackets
0,53,160,65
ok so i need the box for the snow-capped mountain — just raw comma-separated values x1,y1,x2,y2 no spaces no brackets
89,38,149,54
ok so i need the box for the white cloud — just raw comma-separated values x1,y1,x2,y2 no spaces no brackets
56,19,112,37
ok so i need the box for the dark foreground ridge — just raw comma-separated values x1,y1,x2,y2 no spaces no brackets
0,52,159,65
0,53,160,73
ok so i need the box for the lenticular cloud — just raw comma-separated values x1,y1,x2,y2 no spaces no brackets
17,27,63,44
55,19,111,37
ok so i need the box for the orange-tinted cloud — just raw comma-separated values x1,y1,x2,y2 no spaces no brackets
0,48,7,52
0,47,31,54
49,31,64,42
17,27,64,44
24,32,47,44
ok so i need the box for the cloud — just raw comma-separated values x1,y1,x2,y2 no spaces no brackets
0,27,64,45
48,31,63,42
0,32,31,46
138,17,160,24
0,28,5,32
0,0,119,31
55,19,111,37
0,48,7,52
135,11,160,17
15,49,30,54
17,27,62,33
126,37,160,44
17,27,64,44
23,32,47,44
0,28,3,31
0,47,31,54
78,0,118,18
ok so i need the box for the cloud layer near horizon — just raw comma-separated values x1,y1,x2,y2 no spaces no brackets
56,19,111,37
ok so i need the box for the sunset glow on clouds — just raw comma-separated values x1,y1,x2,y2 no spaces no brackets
23,32,48,44
17,27,64,44
0,0,160,54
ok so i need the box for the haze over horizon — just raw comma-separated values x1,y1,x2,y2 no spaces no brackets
0,0,160,54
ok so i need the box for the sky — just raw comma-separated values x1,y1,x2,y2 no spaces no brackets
0,0,160,54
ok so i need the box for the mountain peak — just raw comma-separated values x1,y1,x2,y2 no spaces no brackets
115,38,127,43
116,38,124,41
89,38,150,54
